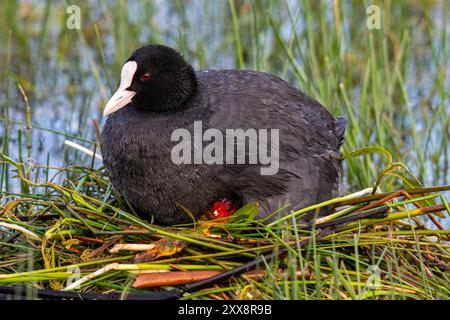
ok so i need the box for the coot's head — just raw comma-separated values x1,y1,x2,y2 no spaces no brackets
103,44,197,116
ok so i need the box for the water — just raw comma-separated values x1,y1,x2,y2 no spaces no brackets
1,0,449,197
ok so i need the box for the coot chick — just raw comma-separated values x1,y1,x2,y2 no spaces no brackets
101,44,346,225
209,197,240,220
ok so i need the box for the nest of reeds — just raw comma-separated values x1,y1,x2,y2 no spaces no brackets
1,149,450,300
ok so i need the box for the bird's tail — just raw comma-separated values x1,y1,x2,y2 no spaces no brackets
334,116,347,147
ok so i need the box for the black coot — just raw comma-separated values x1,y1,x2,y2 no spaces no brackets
101,44,346,225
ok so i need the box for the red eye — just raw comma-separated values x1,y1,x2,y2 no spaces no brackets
140,73,151,81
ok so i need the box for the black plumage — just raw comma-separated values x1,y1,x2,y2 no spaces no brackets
101,44,346,225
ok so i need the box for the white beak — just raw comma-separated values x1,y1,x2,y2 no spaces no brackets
103,61,138,116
